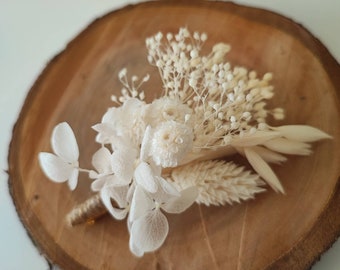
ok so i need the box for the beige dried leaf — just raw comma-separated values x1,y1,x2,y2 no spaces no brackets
246,146,287,164
272,125,332,142
244,147,285,193
230,131,281,147
167,160,266,206
263,138,312,156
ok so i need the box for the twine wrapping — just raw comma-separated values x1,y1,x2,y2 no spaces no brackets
66,193,108,226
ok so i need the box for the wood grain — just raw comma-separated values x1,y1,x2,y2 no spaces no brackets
8,1,340,269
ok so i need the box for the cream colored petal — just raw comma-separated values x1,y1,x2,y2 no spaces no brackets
140,125,153,162
106,185,130,208
51,122,79,162
38,152,73,183
92,147,112,174
101,187,128,220
130,210,169,253
91,177,108,192
129,235,144,257
134,162,158,193
129,185,154,222
67,168,79,191
162,186,198,214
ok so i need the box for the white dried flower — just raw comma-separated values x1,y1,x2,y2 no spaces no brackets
149,121,194,167
101,184,134,220
38,122,80,190
129,181,197,256
145,96,193,127
95,98,147,147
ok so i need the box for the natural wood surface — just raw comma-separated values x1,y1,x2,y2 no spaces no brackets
8,1,340,269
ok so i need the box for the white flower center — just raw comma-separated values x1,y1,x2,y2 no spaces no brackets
150,121,193,167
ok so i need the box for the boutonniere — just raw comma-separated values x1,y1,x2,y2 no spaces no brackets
38,27,331,256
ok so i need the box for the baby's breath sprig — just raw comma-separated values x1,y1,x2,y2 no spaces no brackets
111,68,149,104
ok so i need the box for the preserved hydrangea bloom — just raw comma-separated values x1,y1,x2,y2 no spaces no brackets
38,122,80,190
129,182,198,257
101,184,135,220
95,98,147,147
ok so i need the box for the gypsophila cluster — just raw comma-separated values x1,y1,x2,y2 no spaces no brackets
39,27,331,256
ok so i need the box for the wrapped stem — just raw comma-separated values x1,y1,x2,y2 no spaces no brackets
66,193,108,226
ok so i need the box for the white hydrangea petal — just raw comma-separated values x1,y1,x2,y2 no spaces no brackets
152,177,180,204
231,131,281,147
129,234,144,257
244,147,284,193
67,168,79,191
107,184,130,208
149,160,162,176
111,208,128,220
140,125,153,161
126,184,136,204
92,147,112,174
158,177,180,197
91,174,117,191
102,107,117,123
38,152,73,182
91,178,106,192
100,188,128,220
111,150,134,185
130,210,169,253
263,138,312,156
134,162,158,193
127,217,133,233
101,99,147,145
129,185,154,222
111,135,137,153
51,122,79,162
89,170,99,179
92,123,115,141
273,125,332,142
162,186,198,214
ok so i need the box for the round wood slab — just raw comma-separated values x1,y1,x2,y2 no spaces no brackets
8,1,340,269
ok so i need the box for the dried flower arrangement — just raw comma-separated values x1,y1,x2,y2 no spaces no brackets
38,27,331,257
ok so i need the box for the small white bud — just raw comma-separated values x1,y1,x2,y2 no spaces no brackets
143,74,150,82
118,68,127,79
155,32,163,41
263,72,273,81
190,49,199,59
200,33,207,42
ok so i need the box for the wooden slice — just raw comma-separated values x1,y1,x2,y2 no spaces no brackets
8,1,340,269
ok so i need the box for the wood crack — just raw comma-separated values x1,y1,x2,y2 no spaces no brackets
198,205,219,270
237,204,248,270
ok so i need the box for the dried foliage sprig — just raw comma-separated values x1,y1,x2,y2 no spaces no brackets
38,27,331,256
168,160,266,206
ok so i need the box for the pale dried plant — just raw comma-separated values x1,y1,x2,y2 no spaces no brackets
38,27,331,257
167,160,266,206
